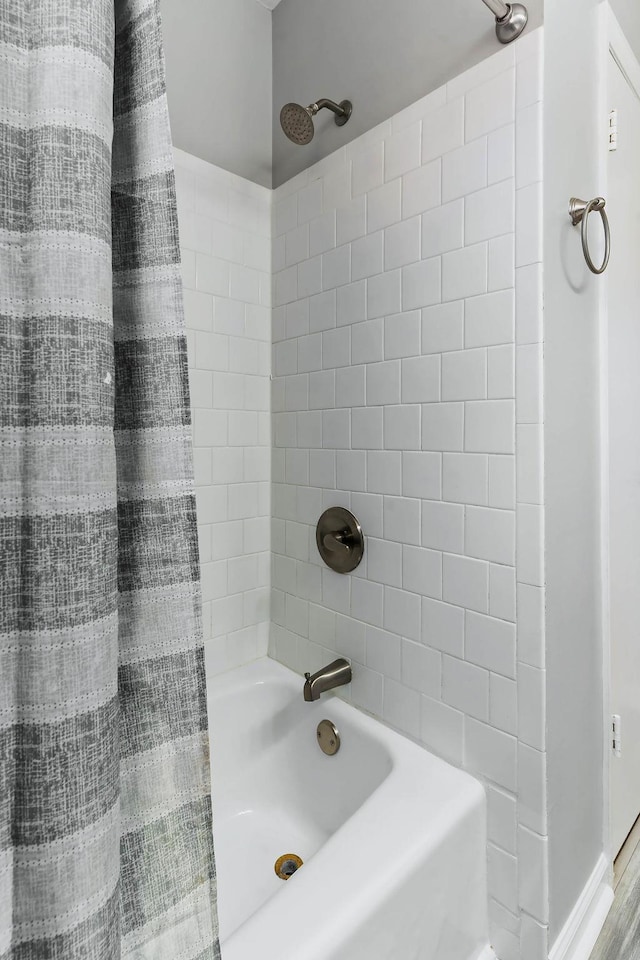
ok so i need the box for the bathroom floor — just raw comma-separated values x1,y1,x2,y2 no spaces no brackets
591,835,640,960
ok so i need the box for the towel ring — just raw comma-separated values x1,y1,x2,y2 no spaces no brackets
569,197,611,275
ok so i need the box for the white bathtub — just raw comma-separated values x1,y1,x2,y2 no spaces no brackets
207,657,492,960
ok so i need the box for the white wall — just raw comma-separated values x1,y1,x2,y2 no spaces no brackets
269,34,547,960
610,0,640,61
163,0,272,188
543,0,605,945
175,149,272,676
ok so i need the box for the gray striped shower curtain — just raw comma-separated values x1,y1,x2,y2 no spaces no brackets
0,1,220,957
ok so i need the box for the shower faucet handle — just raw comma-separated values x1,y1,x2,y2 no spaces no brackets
322,530,353,554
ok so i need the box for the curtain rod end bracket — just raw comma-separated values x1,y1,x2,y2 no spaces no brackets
495,2,528,44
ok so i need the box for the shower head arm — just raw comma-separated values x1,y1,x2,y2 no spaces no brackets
311,99,346,117
308,98,353,127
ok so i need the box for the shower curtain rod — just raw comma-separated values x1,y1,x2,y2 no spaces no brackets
480,0,528,43
481,0,510,18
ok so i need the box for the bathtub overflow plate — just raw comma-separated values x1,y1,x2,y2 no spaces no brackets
316,719,340,756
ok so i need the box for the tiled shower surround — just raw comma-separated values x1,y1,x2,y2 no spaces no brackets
269,31,546,960
178,29,546,960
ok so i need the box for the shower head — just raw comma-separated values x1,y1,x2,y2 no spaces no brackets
280,98,353,146
280,103,316,145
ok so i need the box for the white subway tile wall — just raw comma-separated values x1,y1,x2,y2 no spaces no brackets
175,149,272,678
175,28,546,960
270,29,545,960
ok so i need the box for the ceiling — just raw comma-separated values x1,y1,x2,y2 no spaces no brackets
254,0,282,9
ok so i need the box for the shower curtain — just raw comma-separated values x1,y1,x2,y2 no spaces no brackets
0,1,220,958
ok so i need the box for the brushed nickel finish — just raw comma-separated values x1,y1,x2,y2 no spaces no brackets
481,0,511,16
481,0,528,43
316,506,364,573
304,657,352,702
280,103,315,145
327,99,352,127
316,719,341,756
495,3,528,43
569,197,611,275
280,98,352,145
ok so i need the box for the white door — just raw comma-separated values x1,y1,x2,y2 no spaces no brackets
608,50,640,857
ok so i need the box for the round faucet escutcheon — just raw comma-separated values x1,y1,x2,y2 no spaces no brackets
316,507,364,573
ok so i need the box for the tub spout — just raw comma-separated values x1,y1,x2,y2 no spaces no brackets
304,658,352,701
